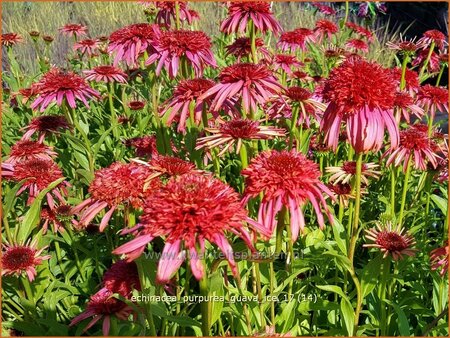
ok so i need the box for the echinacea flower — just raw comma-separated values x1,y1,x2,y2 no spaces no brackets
5,140,57,165
312,3,336,15
345,22,374,41
1,239,50,281
102,260,141,297
15,85,41,105
220,1,281,35
113,173,268,282
265,87,326,128
391,67,420,93
70,288,134,336
417,29,448,52
327,183,355,208
278,28,316,52
385,124,440,172
72,162,159,231
1,33,23,47
393,91,424,123
200,63,282,114
272,54,303,76
146,29,216,78
84,65,128,83
127,100,146,110
40,204,73,233
21,115,70,142
416,84,449,120
326,161,380,185
345,38,369,53
30,68,100,112
412,48,440,73
10,158,69,207
386,35,423,56
74,39,99,57
364,222,416,260
314,19,338,42
1,163,14,178
153,1,192,28
241,150,334,240
225,37,270,61
196,119,286,156
124,135,170,158
430,245,449,277
108,23,160,66
320,59,399,153
59,24,88,38
142,155,198,180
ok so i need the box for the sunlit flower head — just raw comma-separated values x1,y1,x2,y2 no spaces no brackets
2,239,50,281
312,3,336,15
272,54,303,76
113,173,267,282
430,245,449,277
73,39,99,57
40,204,73,233
327,183,355,208
391,67,420,93
200,63,282,114
314,19,338,42
242,150,334,240
417,29,448,51
59,24,88,38
385,124,441,172
278,28,316,52
412,48,440,73
5,140,57,165
30,68,100,112
416,84,449,120
345,38,369,53
220,1,281,35
21,115,70,142
364,222,416,260
84,65,128,83
196,119,286,156
139,155,199,186
386,35,424,56
124,135,159,158
146,29,216,78
345,22,374,41
326,161,380,185
102,260,141,297
1,33,23,47
393,91,424,123
320,59,399,153
108,23,160,66
72,162,160,231
153,1,192,28
225,37,270,61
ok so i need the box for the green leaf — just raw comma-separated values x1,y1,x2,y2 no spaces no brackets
360,255,383,298
17,177,66,244
331,216,348,255
210,270,224,326
431,194,447,215
2,179,27,217
340,297,355,336
385,300,410,335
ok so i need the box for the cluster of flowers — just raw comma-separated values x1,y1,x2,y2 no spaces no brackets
1,1,448,334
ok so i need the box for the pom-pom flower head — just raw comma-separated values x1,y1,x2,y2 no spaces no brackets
430,245,449,277
153,1,192,28
278,28,316,52
225,37,270,61
5,140,57,165
113,173,268,282
84,65,128,83
242,150,334,241
320,59,399,153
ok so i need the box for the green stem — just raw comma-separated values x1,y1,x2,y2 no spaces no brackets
398,157,412,226
343,2,349,27
253,262,265,327
269,261,276,325
379,258,391,335
54,240,67,279
275,206,287,255
436,64,446,86
390,167,397,216
108,83,119,140
399,55,409,91
22,277,34,304
285,221,295,298
349,268,362,336
419,41,435,80
288,106,299,150
199,271,211,336
249,21,258,64
175,1,181,30
348,152,363,264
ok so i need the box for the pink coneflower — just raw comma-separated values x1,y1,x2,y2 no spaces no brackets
108,23,160,66
1,33,23,47
391,67,420,93
225,37,269,61
84,65,128,83
124,135,164,158
30,68,100,112
418,29,448,52
272,54,303,76
146,30,216,78
5,140,57,165
15,85,41,105
416,84,449,120
345,38,369,53
327,183,355,208
2,240,50,281
40,204,73,233
393,91,424,123
430,245,449,277
241,150,334,240
345,22,374,41
1,163,14,178
291,70,314,83
74,39,99,56
314,19,338,42
412,48,440,73
265,87,326,128
21,115,70,142
128,100,146,110
10,158,69,207
160,78,223,133
59,24,88,38
114,174,267,282
385,124,440,172
364,222,416,260
102,260,141,297
72,162,159,231
153,1,192,28
278,28,316,52
220,1,281,35
312,3,336,15
386,35,423,56
196,119,285,156
200,63,282,114
320,59,399,153
70,288,134,336
326,161,380,185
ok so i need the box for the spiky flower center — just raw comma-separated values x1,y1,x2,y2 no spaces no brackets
229,2,272,14
219,63,272,83
285,87,312,102
159,30,211,55
219,119,260,139
174,79,215,99
2,246,35,270
376,231,409,251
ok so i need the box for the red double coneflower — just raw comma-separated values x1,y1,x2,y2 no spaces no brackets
114,173,268,283
345,38,369,53
72,162,160,231
21,115,70,142
312,3,336,15
5,140,57,165
242,150,334,241
153,1,192,28
74,39,99,57
393,91,424,123
430,245,449,277
272,54,303,76
391,67,420,93
413,48,441,73
59,24,88,38
146,30,216,78
416,84,449,120
220,1,281,35
314,19,338,42
1,33,23,47
278,28,316,52
30,68,100,112
84,65,128,83
417,29,448,52
225,37,270,61
320,58,399,153
40,204,73,233
345,22,374,41
199,63,282,114
108,23,160,66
